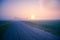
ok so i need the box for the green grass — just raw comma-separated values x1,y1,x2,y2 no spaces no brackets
0,21,12,39
22,21,60,36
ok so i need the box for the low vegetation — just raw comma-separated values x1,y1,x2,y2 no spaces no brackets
0,21,12,40
22,20,60,36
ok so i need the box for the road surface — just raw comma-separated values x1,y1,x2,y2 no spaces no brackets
2,22,60,40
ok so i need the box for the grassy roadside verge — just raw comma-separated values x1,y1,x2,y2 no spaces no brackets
22,21,60,36
0,21,12,40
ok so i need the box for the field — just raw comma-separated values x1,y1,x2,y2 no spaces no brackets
0,21,12,39
0,20,60,39
23,20,60,36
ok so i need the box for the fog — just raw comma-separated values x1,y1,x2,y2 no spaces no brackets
0,0,60,20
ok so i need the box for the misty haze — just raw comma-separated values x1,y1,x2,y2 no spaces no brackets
0,0,60,40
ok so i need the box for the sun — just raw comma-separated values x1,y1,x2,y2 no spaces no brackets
31,15,35,20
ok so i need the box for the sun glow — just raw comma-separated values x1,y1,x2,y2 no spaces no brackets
31,15,35,20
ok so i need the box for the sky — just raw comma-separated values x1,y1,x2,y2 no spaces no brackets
0,0,60,20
